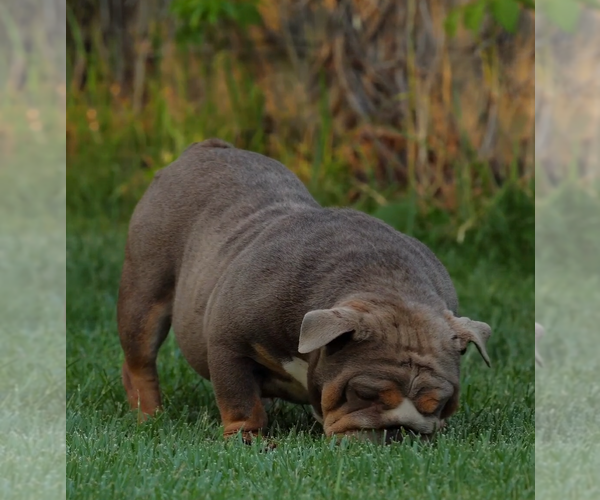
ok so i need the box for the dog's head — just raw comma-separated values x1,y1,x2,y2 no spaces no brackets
298,298,491,442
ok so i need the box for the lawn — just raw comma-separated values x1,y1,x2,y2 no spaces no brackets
66,151,535,499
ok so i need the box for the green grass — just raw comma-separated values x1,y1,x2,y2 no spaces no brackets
66,147,535,498
535,184,600,500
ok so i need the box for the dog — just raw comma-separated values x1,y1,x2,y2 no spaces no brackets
535,323,544,366
117,139,492,443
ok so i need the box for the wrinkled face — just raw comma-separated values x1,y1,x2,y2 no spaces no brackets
299,300,491,442
310,342,460,441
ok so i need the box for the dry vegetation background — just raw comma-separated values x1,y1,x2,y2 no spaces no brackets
65,0,537,219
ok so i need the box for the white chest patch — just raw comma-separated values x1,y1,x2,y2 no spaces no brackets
282,357,309,390
382,398,439,434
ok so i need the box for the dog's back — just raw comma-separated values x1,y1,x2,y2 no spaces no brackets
124,139,318,280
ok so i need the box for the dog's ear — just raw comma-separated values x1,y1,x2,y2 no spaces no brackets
298,307,362,354
448,314,492,367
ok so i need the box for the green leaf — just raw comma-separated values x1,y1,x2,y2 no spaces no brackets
541,0,581,32
206,1,221,25
463,0,487,33
189,8,202,29
169,0,262,44
221,2,237,19
490,0,521,33
444,7,461,37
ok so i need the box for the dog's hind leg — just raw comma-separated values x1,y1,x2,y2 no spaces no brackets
117,253,173,418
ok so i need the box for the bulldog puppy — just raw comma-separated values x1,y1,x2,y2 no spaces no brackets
117,139,492,443
535,323,544,366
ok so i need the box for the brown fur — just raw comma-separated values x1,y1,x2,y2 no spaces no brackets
416,391,440,415
117,139,492,441
252,344,290,378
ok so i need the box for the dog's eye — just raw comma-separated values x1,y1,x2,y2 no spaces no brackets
352,385,379,401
